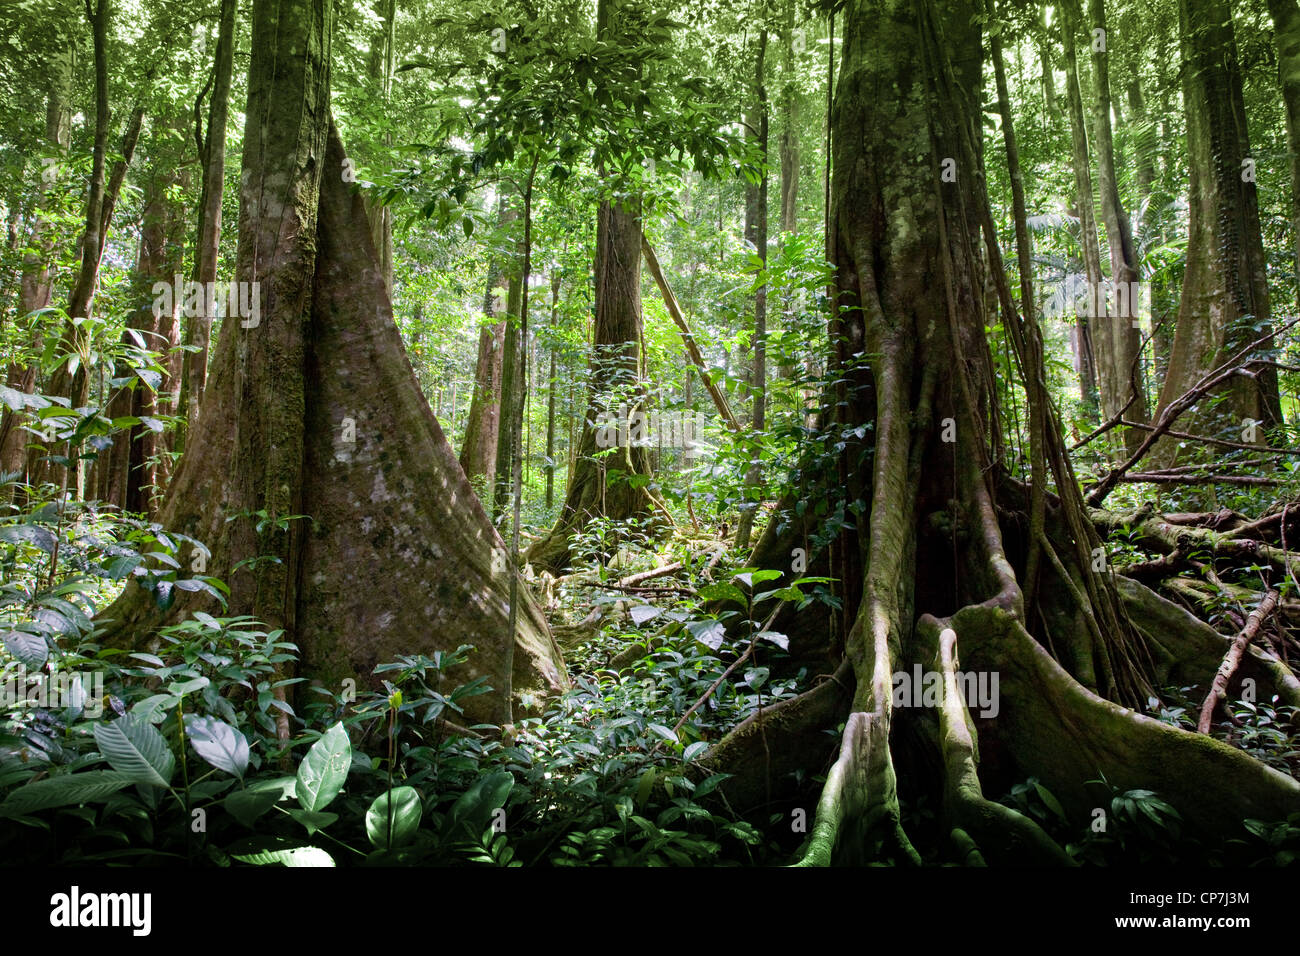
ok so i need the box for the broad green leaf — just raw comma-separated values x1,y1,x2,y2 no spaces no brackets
232,846,334,867
93,715,175,788
295,722,350,812
445,770,513,841
0,770,138,818
185,715,249,778
698,583,746,605
288,808,339,835
2,630,48,669
365,786,423,849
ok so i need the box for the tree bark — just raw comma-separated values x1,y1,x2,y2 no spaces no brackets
1061,0,1101,421
1087,0,1147,456
97,0,567,726
1153,0,1283,465
178,0,236,444
0,43,72,482
459,199,516,488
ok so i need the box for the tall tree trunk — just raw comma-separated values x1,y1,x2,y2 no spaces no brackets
1267,0,1300,295
702,0,1298,867
1153,0,1283,463
460,199,516,489
736,29,769,551
525,0,665,573
103,114,187,516
98,0,566,726
1061,0,1101,420
544,268,560,511
1087,0,1147,455
45,0,111,455
178,0,236,444
491,260,524,521
0,44,72,482
1128,76,1172,379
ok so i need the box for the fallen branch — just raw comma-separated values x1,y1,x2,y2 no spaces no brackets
1086,318,1300,506
642,236,742,435
1120,472,1283,488
1197,589,1281,734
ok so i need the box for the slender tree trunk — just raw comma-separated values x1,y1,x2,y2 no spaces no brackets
178,0,236,443
363,0,395,294
736,30,769,551
544,268,559,510
491,259,524,521
1087,0,1147,455
1061,0,1101,420
460,200,516,488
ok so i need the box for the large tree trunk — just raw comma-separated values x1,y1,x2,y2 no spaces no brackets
1152,0,1283,464
1087,0,1147,456
98,0,567,727
1266,0,1300,297
178,0,236,444
703,0,1300,866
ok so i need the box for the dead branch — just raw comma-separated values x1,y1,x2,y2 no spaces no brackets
1197,589,1281,734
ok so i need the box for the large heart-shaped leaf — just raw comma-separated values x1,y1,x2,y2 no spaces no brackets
366,786,423,849
93,715,175,788
185,715,249,779
295,722,350,812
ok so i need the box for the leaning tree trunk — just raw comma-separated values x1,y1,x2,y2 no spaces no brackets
1152,0,1283,466
701,0,1300,867
98,0,567,727
735,30,769,552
